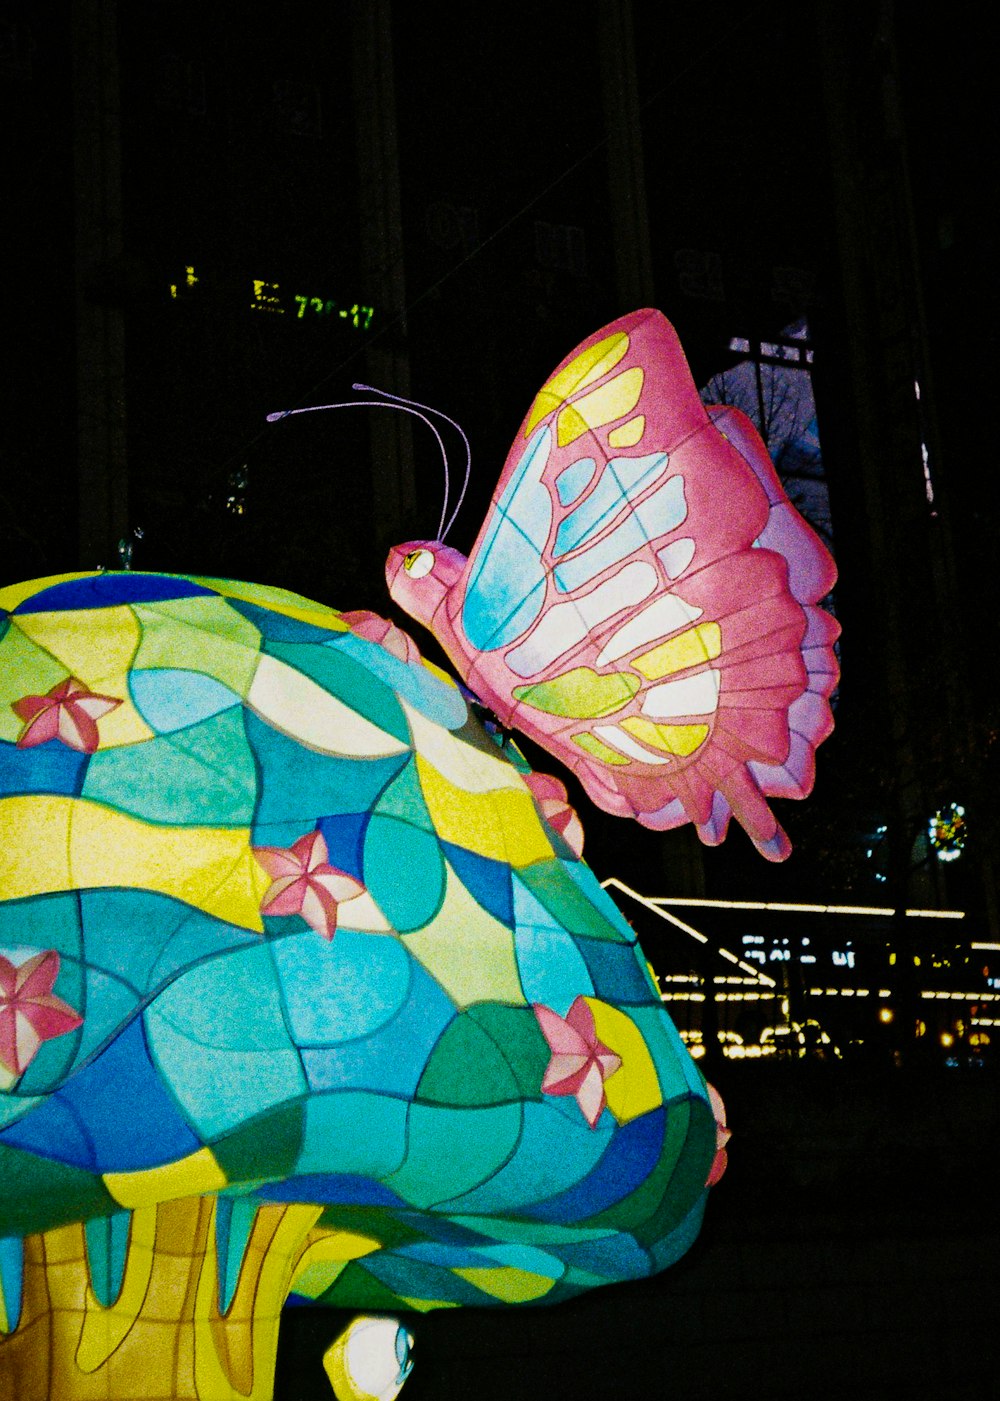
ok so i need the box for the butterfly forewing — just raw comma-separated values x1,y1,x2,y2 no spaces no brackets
449,309,838,860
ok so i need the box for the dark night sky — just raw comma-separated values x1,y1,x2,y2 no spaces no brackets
2,7,998,1394
2,0,997,903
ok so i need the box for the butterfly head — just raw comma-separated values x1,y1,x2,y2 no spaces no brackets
386,540,466,628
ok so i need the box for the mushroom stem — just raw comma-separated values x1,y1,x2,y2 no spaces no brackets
0,1195,326,1400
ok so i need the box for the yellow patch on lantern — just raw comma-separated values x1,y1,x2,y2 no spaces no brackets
0,796,268,931
76,1206,158,1372
583,998,663,1124
415,755,552,867
403,862,525,1008
556,367,645,448
632,622,722,680
523,332,630,436
621,716,710,757
397,1296,461,1313
12,607,155,746
453,1266,557,1304
404,700,524,794
0,573,98,611
290,1232,381,1300
104,1147,228,1210
608,414,646,448
192,576,350,633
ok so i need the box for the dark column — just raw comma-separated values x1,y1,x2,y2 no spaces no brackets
72,0,128,567
351,0,416,542
597,0,655,310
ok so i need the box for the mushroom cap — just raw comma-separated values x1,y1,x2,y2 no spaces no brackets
0,571,716,1309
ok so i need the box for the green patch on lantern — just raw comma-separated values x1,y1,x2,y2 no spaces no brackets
416,1014,525,1107
0,1143,118,1237
465,1003,551,1098
517,859,631,943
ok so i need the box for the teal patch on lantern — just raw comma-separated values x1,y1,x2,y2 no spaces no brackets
83,708,257,827
386,1102,524,1208
143,944,307,1140
362,815,445,932
271,929,412,1044
298,1092,409,1179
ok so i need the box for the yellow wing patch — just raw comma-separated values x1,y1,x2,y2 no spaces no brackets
513,667,638,719
523,331,630,436
572,731,630,766
608,414,646,448
621,716,709,758
632,623,722,680
556,367,645,448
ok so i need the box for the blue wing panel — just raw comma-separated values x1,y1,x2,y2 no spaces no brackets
462,429,553,652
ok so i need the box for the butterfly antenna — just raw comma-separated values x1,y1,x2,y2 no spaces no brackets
267,394,452,534
353,384,471,541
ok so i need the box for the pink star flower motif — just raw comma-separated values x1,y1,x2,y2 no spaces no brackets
0,950,83,1078
253,829,365,940
533,996,622,1128
705,1081,731,1186
523,772,584,858
12,676,121,754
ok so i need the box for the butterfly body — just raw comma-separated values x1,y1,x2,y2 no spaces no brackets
388,309,838,860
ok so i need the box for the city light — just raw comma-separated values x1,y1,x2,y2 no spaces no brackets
601,878,985,1060
601,879,776,986
167,262,376,328
618,893,965,919
928,803,967,862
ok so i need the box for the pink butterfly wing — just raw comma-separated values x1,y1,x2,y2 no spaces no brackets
444,309,838,859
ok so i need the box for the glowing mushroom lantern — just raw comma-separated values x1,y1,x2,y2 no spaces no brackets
0,571,725,1400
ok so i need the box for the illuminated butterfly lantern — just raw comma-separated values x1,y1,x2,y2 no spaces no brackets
387,309,839,860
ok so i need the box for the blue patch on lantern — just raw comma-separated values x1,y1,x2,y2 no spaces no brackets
524,1107,666,1221
15,574,216,613
0,1017,201,1172
0,738,88,799
441,843,514,926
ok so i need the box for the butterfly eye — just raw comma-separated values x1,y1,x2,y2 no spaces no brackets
403,548,435,579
